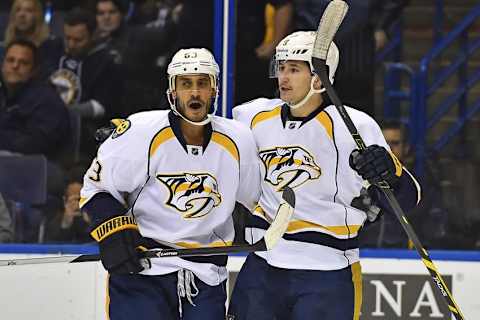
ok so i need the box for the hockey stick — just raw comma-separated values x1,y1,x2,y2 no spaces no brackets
311,2,465,319
0,187,295,267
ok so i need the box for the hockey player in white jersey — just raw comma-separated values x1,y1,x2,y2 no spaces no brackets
228,31,422,319
80,48,261,320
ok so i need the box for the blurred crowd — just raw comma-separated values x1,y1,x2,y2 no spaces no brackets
0,0,477,250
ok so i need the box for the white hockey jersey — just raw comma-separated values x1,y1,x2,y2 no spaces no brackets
234,98,415,271
81,110,261,285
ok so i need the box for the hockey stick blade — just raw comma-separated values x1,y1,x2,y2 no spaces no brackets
0,188,295,267
311,2,465,319
312,0,348,61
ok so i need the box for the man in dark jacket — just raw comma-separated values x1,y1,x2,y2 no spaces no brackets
94,0,175,115
50,7,121,160
0,39,70,160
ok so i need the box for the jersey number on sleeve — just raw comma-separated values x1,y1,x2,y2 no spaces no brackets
88,159,102,182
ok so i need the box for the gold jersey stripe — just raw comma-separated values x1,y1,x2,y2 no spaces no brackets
315,111,333,139
79,196,88,208
251,106,282,129
286,220,361,236
149,127,175,158
351,262,363,320
389,151,403,177
175,240,234,249
211,132,239,162
106,274,111,320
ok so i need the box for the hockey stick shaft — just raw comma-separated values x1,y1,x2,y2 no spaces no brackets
0,187,295,267
312,1,465,319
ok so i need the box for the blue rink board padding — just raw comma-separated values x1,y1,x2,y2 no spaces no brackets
0,244,479,261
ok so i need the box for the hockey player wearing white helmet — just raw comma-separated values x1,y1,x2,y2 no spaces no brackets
80,48,262,320
228,31,421,319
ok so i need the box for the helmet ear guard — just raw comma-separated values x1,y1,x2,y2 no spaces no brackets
166,48,220,126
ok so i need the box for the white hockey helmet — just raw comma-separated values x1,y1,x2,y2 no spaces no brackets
167,48,220,125
271,31,339,84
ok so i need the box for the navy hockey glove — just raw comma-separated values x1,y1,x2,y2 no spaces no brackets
349,145,402,188
90,215,146,274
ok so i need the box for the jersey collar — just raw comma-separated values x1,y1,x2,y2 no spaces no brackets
168,111,213,152
280,98,329,128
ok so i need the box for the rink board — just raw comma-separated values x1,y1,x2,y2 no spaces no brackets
0,246,479,319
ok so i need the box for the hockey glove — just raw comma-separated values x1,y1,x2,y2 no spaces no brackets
351,187,382,222
90,215,145,274
349,145,402,188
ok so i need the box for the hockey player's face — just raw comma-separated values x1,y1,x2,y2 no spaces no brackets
175,74,214,122
277,61,313,105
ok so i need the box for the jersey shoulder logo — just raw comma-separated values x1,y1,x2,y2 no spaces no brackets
111,119,131,139
157,173,222,218
259,146,321,191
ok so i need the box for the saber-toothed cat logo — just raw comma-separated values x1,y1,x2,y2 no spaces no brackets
157,173,222,218
259,146,321,191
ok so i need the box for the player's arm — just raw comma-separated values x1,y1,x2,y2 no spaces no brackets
348,116,421,213
80,121,149,274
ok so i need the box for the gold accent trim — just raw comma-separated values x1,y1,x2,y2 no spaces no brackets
251,106,281,128
175,240,234,249
351,262,363,320
79,197,88,208
90,216,138,242
211,132,239,162
389,151,403,177
315,111,333,139
106,274,110,320
149,127,175,158
286,220,361,236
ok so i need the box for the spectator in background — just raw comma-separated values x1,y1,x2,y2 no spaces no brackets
235,0,293,104
0,39,70,242
359,120,450,249
292,0,409,117
93,0,175,116
3,0,63,79
0,194,13,243
45,165,91,243
50,7,121,161
0,39,70,160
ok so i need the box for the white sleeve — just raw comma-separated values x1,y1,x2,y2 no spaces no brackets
80,125,149,208
235,125,261,212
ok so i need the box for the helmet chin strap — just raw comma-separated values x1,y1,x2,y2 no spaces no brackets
286,76,324,110
166,90,217,126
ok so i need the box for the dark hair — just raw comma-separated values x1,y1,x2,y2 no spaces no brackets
96,0,128,14
380,119,409,143
4,38,39,68
64,7,97,35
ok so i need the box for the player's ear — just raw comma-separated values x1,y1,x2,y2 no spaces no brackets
313,74,322,90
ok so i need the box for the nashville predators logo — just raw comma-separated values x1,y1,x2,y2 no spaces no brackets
50,68,81,105
259,146,321,191
157,173,222,218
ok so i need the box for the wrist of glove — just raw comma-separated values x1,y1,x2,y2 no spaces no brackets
351,187,382,222
349,145,402,188
90,215,146,274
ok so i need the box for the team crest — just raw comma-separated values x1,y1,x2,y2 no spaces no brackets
50,68,81,105
111,119,131,139
259,146,321,191
157,173,222,219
